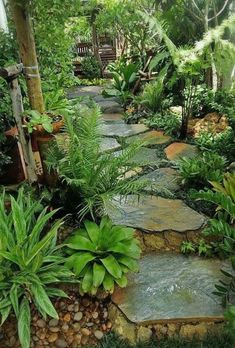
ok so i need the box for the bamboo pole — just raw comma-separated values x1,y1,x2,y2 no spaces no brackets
9,0,45,113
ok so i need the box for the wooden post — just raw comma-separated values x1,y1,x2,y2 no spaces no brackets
9,0,45,113
0,64,38,183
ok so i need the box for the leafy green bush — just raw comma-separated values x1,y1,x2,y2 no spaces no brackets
145,112,181,136
192,85,235,120
0,189,73,348
191,172,235,329
140,67,168,113
195,128,235,163
177,152,226,188
65,216,141,295
46,105,148,219
103,61,139,106
80,56,101,79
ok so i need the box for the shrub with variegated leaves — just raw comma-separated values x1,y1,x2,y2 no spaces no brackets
65,216,141,295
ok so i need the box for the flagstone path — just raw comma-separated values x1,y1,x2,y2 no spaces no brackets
68,85,228,341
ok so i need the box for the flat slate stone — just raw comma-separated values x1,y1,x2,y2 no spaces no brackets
126,130,171,146
67,85,103,99
107,195,206,232
101,137,121,153
103,113,124,123
112,252,231,324
139,168,181,194
97,100,123,113
101,123,148,138
165,143,198,161
114,147,159,166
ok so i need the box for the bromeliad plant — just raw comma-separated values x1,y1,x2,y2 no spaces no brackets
0,189,74,348
65,216,141,295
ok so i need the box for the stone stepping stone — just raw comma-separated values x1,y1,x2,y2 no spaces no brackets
114,148,159,166
55,133,120,154
107,195,206,233
101,138,121,153
112,252,230,323
97,99,123,113
67,85,103,99
165,142,198,161
139,167,181,194
126,130,171,146
102,113,124,123
101,123,148,138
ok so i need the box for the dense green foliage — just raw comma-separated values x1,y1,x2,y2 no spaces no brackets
177,152,227,188
0,189,74,348
65,216,140,294
46,105,148,219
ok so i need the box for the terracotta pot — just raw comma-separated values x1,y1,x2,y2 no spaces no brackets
23,113,64,138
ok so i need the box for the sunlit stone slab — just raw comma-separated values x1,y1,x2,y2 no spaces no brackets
112,252,232,323
108,195,206,233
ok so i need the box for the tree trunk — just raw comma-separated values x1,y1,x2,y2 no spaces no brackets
9,0,44,113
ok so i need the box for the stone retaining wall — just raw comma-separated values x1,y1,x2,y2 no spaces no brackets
135,229,203,252
108,304,224,344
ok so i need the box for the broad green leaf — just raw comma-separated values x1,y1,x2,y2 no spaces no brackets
108,241,141,259
81,266,93,293
0,305,11,325
29,208,59,248
103,273,114,292
93,263,106,288
115,274,128,288
101,255,122,279
72,253,95,276
66,235,95,252
10,284,19,316
118,256,139,272
26,220,62,266
0,251,20,266
18,298,31,348
46,288,69,298
11,197,26,244
31,283,58,319
84,220,100,244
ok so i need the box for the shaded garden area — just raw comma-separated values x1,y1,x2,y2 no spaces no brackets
0,0,235,347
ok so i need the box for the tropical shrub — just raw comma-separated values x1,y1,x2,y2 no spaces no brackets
145,111,181,136
80,56,101,79
46,105,148,220
196,128,235,163
140,67,168,113
65,216,141,295
177,152,227,188
103,61,139,105
0,189,73,348
192,172,235,327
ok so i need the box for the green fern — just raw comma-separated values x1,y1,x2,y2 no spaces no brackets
46,105,148,220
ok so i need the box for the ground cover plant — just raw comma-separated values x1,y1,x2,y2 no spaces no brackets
0,188,74,348
65,216,141,295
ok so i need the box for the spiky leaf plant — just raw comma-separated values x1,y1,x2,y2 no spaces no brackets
46,104,148,220
65,216,141,295
0,189,74,348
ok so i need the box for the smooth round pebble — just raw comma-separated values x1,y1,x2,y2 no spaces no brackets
94,330,104,340
74,312,83,321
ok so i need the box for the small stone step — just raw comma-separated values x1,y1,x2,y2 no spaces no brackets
97,99,123,113
112,252,230,324
100,138,121,153
67,85,103,99
138,167,181,194
114,147,159,166
108,194,206,233
126,130,171,146
101,123,148,138
102,113,124,123
165,142,198,161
